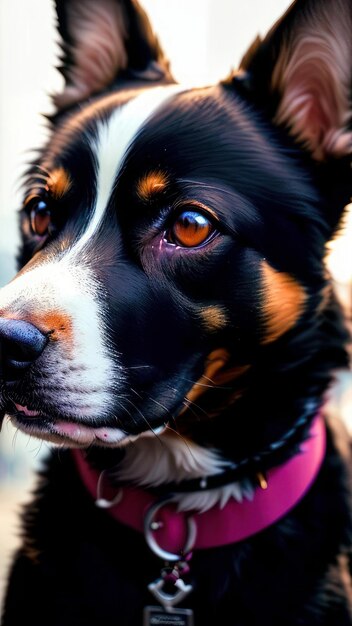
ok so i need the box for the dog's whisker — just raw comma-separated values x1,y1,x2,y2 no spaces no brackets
181,400,203,422
163,423,199,463
181,378,216,389
116,403,133,419
130,386,171,419
123,397,163,442
146,395,171,416
129,389,171,441
143,394,175,427
182,397,211,419
115,403,140,429
25,433,34,450
180,376,233,391
129,387,143,399
30,439,44,457
56,444,64,464
11,426,20,450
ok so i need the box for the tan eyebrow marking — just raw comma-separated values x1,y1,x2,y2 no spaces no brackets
261,261,307,344
47,167,72,200
24,167,72,207
137,171,169,202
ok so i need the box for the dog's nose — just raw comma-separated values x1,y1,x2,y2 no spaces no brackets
0,318,48,381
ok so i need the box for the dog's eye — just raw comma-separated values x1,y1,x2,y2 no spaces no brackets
29,200,52,237
167,210,216,248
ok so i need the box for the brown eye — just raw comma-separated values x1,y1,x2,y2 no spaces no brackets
169,210,215,248
30,200,52,237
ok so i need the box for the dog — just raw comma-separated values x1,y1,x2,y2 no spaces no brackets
1,0,352,624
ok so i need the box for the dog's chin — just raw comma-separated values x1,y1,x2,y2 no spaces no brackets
6,402,166,448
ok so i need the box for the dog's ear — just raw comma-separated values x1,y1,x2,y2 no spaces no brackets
236,0,352,232
53,0,173,110
239,0,352,163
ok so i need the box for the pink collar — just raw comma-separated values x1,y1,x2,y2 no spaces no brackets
72,414,326,554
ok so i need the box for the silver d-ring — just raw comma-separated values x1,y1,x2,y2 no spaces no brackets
95,470,123,509
144,497,197,562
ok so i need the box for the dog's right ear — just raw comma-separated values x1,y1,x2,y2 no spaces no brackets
236,0,351,232
53,0,173,111
238,0,352,163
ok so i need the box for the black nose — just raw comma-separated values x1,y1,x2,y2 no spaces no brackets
0,318,48,382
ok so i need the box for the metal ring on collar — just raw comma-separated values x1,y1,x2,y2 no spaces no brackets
95,470,123,509
144,497,197,562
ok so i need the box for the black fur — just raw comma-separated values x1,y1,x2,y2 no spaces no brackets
3,425,352,626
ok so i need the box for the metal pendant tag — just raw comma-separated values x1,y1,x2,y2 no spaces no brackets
143,605,194,626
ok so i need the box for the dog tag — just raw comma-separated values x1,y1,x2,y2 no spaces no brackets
143,605,194,626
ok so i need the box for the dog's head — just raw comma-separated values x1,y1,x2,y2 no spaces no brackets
0,0,351,467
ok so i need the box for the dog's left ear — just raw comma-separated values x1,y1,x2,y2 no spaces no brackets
239,0,352,163
237,0,352,230
54,0,173,110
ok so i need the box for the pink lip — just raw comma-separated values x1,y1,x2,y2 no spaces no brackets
53,421,127,445
14,402,41,417
12,402,129,446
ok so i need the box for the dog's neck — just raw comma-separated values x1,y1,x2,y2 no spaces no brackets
114,428,255,511
73,414,326,549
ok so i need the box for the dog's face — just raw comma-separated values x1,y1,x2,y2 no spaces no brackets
0,0,351,458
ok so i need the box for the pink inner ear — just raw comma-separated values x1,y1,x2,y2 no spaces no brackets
54,0,128,109
273,8,352,161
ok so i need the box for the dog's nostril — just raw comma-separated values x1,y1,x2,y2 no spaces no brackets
0,318,48,381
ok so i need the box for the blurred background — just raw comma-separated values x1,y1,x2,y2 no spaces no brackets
0,0,351,610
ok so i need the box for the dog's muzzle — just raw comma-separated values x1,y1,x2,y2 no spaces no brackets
0,318,48,382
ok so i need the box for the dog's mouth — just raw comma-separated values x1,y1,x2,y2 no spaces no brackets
2,350,232,447
6,400,153,448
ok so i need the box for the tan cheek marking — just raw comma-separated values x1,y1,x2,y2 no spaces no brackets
261,261,307,344
47,167,72,200
137,171,169,202
185,349,250,406
199,305,229,332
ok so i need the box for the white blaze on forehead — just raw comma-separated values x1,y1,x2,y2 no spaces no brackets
70,84,186,257
0,85,186,425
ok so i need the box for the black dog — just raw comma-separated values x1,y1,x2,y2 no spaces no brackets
1,0,352,624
